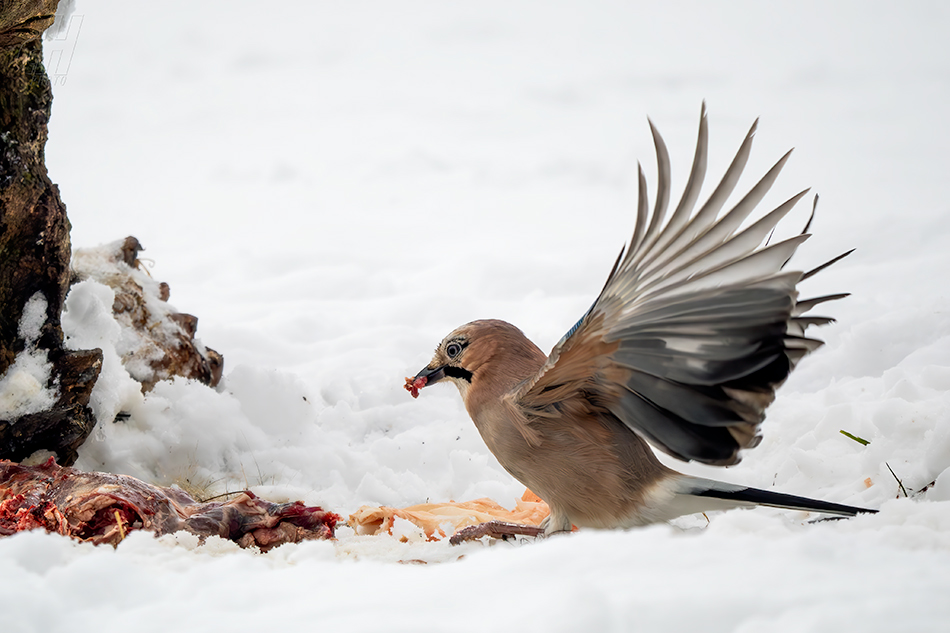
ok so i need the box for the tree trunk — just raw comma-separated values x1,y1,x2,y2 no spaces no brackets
0,1,102,465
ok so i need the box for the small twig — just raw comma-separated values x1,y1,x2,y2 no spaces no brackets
114,510,127,541
199,490,244,502
885,462,908,498
449,521,544,546
135,257,156,277
839,430,870,446
914,479,937,497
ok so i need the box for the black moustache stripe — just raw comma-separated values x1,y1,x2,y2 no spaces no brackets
443,366,473,382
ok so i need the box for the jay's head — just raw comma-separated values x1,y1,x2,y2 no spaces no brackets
409,319,547,404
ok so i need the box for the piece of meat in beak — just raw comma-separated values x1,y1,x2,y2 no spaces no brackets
403,366,446,398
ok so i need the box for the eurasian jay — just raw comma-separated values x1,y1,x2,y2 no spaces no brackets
407,105,874,535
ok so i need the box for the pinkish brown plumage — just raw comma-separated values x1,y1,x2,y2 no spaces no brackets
407,107,875,537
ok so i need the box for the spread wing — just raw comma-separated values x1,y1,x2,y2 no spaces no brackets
515,104,850,466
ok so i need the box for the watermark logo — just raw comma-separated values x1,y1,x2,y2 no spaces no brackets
43,14,83,85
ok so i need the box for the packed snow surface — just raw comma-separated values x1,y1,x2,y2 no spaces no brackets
2,1,949,631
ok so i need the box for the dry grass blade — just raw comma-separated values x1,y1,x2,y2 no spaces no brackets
885,462,908,498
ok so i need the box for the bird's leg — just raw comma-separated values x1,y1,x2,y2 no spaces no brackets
540,511,573,536
448,521,544,545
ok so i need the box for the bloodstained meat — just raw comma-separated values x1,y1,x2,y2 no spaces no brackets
0,458,340,551
404,375,427,398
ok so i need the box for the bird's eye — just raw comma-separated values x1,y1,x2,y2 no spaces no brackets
446,342,462,358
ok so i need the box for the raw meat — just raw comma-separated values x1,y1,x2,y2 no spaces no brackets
0,458,339,551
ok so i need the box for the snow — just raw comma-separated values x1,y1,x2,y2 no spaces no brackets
0,292,59,418
61,279,144,425
2,0,949,630
46,0,76,40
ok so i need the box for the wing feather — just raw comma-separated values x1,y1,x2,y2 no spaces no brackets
641,102,709,263
517,107,850,466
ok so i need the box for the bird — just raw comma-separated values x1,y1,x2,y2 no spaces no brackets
406,105,875,536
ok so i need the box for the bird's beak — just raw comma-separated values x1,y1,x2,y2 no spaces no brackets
404,365,446,398
415,365,446,386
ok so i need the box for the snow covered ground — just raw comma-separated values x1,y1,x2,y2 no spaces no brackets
2,1,950,630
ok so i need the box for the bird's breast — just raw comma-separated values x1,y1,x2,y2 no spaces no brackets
470,400,673,529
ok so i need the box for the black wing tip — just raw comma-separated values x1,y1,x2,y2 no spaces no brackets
801,249,855,281
801,196,818,235
798,292,852,309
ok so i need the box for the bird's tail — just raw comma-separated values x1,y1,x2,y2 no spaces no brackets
671,476,876,518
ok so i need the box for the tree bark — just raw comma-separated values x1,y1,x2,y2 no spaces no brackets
0,1,102,465
0,1,58,49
